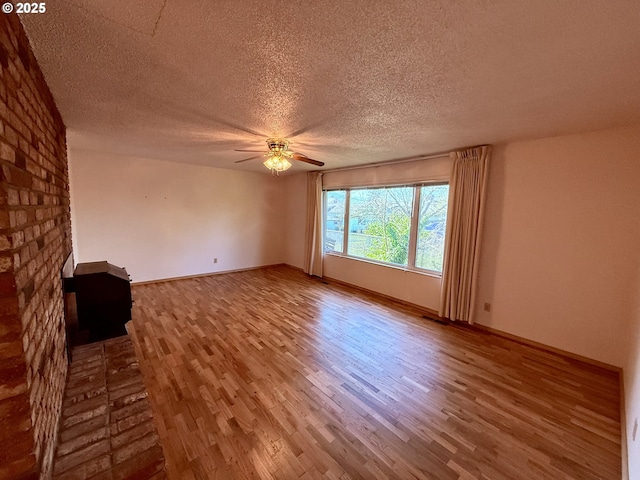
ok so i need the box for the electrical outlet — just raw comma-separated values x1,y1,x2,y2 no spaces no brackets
483,302,491,312
213,258,218,264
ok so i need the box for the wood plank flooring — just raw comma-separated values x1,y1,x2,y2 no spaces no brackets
127,265,621,480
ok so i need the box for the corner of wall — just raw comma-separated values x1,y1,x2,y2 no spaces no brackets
283,172,307,269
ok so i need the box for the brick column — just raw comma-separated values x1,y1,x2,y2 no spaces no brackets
0,13,72,480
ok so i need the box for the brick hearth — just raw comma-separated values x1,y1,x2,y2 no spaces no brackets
52,336,165,480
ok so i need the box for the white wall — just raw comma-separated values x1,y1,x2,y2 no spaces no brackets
283,173,307,269
69,149,286,282
324,256,443,309
475,124,640,367
625,256,640,480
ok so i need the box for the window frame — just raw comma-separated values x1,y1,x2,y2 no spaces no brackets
323,182,449,276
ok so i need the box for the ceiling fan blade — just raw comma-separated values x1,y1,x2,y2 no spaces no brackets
286,118,329,138
234,149,264,152
292,153,324,167
216,120,266,138
234,155,263,163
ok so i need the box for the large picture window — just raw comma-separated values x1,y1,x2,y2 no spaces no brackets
323,184,449,274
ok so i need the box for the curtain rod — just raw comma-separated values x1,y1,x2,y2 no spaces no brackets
318,150,450,174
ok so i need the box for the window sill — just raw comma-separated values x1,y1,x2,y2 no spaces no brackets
323,252,443,279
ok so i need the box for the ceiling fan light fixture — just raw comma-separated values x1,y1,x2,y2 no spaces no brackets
234,136,324,171
263,138,293,174
263,153,292,174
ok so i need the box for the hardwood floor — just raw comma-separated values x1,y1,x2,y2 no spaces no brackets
127,265,621,480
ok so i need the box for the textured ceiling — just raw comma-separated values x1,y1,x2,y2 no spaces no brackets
21,0,640,174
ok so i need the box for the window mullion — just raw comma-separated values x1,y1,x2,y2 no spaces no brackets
407,186,420,269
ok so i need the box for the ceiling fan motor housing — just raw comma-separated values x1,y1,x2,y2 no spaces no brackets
266,138,290,153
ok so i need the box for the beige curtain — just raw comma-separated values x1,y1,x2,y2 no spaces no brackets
439,146,491,323
303,172,324,277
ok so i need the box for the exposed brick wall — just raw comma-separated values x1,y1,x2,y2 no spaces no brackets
0,13,71,480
